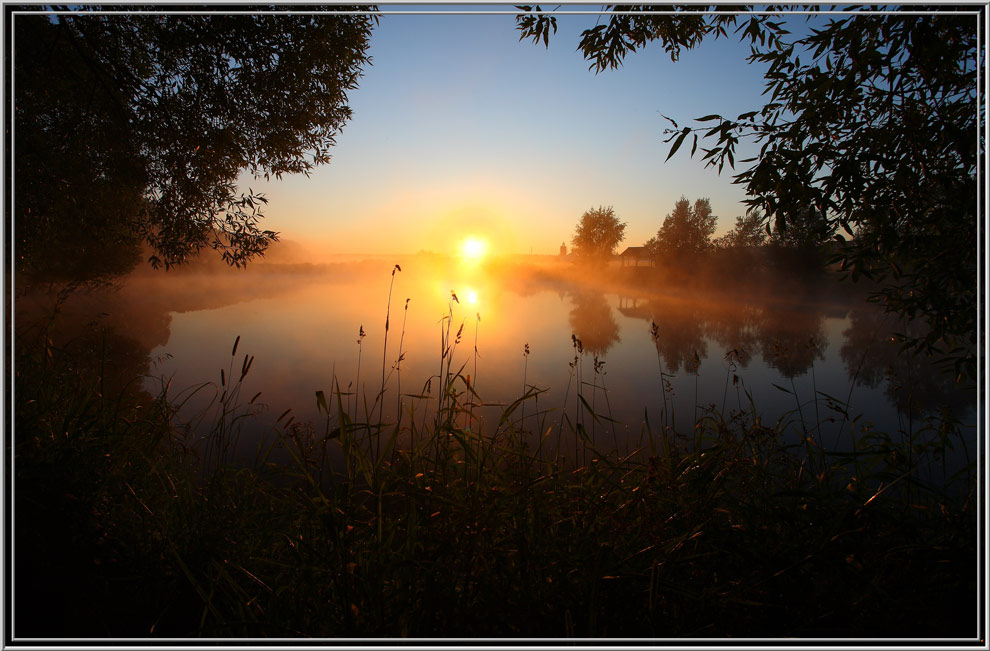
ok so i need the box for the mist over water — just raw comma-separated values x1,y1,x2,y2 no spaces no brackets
18,250,975,477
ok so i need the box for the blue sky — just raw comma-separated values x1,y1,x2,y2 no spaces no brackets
241,5,777,256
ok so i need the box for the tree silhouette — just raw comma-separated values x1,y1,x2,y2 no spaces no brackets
767,206,834,250
714,212,767,250
646,197,716,261
14,9,377,281
517,7,978,378
571,205,626,263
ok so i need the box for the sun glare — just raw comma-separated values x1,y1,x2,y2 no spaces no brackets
460,237,488,262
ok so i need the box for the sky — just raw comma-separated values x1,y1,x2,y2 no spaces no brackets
239,5,776,257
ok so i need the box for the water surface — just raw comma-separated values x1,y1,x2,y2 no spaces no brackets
18,254,976,475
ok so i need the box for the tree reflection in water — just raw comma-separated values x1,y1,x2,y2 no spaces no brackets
616,292,827,378
841,308,972,419
754,303,828,379
704,302,761,368
647,300,708,375
568,290,620,356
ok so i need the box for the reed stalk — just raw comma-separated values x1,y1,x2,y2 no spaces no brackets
469,312,480,430
396,298,410,423
650,321,670,433
355,324,365,422
521,342,530,428
378,264,401,462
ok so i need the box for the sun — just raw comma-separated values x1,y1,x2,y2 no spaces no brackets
459,236,488,263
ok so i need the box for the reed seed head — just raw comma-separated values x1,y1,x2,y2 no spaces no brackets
240,354,254,380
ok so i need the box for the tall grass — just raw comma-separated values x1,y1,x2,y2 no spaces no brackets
12,268,978,639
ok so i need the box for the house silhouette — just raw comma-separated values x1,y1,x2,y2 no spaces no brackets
619,246,650,266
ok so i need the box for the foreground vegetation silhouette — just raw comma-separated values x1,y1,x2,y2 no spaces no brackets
14,265,976,639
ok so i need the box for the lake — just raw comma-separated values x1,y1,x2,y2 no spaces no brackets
16,253,977,479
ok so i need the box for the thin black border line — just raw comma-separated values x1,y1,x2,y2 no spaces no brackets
8,9,987,15
6,4,15,646
979,5,988,647
1,1,9,647
6,5,988,17
4,644,990,649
